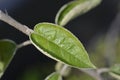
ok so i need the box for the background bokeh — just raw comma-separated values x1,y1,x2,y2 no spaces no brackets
0,0,120,80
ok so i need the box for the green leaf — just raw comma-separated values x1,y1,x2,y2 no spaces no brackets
45,72,62,80
0,39,16,78
30,22,95,68
109,64,120,79
55,0,101,26
110,64,120,75
109,72,120,80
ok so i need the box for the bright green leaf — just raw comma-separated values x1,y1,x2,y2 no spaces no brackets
0,39,16,78
45,72,62,80
55,0,101,26
109,64,120,79
30,22,95,68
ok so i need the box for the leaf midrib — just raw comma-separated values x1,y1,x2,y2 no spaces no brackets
34,33,92,68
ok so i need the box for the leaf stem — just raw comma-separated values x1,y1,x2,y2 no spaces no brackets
0,10,33,36
17,40,32,49
59,64,69,76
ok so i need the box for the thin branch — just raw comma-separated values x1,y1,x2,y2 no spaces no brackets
0,10,33,36
80,68,110,80
59,64,69,76
80,69,103,80
17,40,32,49
55,62,70,76
0,10,112,80
97,68,109,74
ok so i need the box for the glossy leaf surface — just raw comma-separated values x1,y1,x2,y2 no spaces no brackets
30,22,95,68
55,0,101,26
0,39,16,78
45,72,62,80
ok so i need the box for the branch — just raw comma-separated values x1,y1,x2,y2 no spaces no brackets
80,69,103,80
80,67,110,80
97,68,109,74
0,10,33,36
59,64,69,76
55,62,70,77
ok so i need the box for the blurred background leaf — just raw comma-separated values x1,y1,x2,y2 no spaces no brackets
17,63,54,80
45,72,62,80
0,39,16,78
110,64,120,76
55,0,101,26
88,36,120,67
